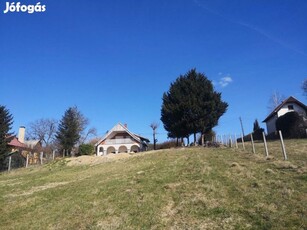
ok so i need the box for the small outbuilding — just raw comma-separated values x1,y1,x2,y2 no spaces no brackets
263,96,307,134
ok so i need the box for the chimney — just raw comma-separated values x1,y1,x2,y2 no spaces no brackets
18,126,25,143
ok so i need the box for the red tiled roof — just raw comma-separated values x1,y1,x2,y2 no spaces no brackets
7,137,27,148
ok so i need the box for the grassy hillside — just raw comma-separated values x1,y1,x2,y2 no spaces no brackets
0,139,306,229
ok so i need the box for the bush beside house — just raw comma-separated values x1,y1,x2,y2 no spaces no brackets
276,111,307,139
78,144,95,156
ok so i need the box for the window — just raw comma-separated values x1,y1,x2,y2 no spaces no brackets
99,147,103,152
288,105,294,110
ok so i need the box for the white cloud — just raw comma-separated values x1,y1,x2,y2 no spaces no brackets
219,76,233,87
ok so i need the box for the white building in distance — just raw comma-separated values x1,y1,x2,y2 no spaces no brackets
95,123,150,156
263,96,306,134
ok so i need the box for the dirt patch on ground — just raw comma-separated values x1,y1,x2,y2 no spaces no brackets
66,153,132,166
66,151,157,166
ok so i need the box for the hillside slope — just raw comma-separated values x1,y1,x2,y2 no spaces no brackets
0,140,306,229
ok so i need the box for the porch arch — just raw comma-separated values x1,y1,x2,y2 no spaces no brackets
130,145,140,153
118,146,128,153
107,146,116,154
99,147,104,153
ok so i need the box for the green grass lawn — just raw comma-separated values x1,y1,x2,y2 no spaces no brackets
0,139,306,229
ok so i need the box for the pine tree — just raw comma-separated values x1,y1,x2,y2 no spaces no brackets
252,119,264,140
56,107,86,156
253,119,261,132
0,105,13,158
161,69,228,144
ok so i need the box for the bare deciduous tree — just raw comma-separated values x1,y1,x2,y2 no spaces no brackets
28,118,57,147
150,122,159,150
267,91,286,111
79,127,97,144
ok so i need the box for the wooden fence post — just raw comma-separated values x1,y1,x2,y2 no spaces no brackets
262,132,269,157
279,130,288,160
26,154,29,168
250,133,255,154
40,152,43,165
8,156,12,172
235,134,238,148
229,135,233,148
52,150,55,161
241,134,245,150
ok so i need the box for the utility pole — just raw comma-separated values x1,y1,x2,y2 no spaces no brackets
239,117,245,137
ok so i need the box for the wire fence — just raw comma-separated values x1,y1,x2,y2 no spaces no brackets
2,130,304,172
1,150,63,172
215,130,291,161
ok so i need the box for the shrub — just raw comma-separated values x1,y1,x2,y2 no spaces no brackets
253,128,265,140
0,152,26,171
197,130,216,145
78,144,94,156
238,129,264,142
157,139,183,149
276,112,307,139
266,132,279,140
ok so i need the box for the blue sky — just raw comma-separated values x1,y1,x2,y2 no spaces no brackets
1,0,306,142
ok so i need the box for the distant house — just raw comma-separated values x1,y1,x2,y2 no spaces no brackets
263,96,307,134
7,136,27,152
8,126,42,164
24,140,42,151
95,123,150,156
2,128,28,171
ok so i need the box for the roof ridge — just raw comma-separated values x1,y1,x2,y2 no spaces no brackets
263,95,306,122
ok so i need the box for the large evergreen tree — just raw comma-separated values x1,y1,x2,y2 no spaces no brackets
161,69,228,144
0,105,13,158
56,107,87,156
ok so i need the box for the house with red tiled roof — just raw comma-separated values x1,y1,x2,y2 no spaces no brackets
6,126,27,152
7,136,27,151
1,128,28,171
6,126,42,164
263,96,307,134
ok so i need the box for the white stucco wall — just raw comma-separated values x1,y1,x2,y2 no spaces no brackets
266,116,277,134
277,103,306,117
96,143,140,156
266,103,306,134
